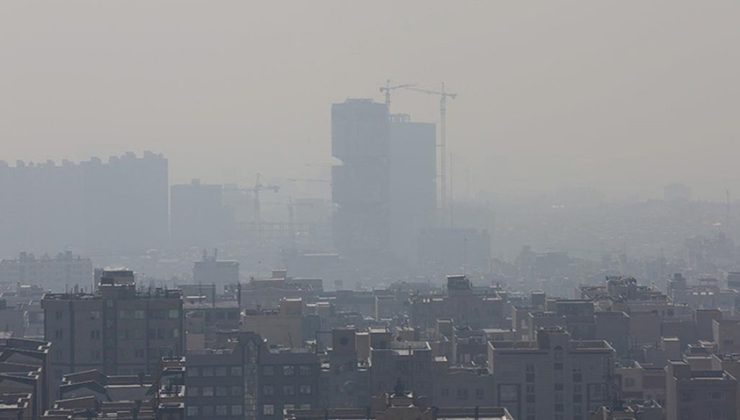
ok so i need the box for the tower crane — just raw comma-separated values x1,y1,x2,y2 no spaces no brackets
401,83,457,225
379,79,414,110
251,173,280,230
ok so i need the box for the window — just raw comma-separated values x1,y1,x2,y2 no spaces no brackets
284,404,295,411
299,404,311,410
90,311,101,320
554,363,563,370
231,406,243,416
215,366,227,377
283,385,295,396
588,383,605,402
90,330,100,339
573,367,582,382
711,391,725,400
526,384,535,394
187,367,200,377
299,365,312,376
231,386,242,396
186,406,199,416
263,405,275,416
216,386,229,396
263,366,274,376
283,365,295,376
201,406,213,416
554,383,564,391
475,388,484,400
55,311,63,320
172,328,180,338
54,330,63,339
263,385,274,396
526,394,535,403
456,388,468,400
169,309,180,319
231,366,243,376
134,310,145,319
300,385,312,395
202,386,214,397
498,384,518,403
202,367,214,377
216,405,228,416
135,349,145,359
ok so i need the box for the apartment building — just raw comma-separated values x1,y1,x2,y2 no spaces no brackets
489,328,616,420
42,270,184,393
184,332,322,420
665,360,738,420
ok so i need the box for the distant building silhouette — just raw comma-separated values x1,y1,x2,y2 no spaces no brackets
389,114,436,265
192,250,239,293
171,179,234,247
0,251,93,292
331,99,391,259
331,101,436,268
0,152,168,254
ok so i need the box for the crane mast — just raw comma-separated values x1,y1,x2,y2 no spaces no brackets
401,83,457,226
379,80,414,111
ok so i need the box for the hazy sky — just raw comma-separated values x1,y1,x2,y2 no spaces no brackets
2,1,739,200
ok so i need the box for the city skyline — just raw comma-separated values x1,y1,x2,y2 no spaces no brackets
2,1,739,200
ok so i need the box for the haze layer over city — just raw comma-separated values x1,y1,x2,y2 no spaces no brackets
1,2,740,420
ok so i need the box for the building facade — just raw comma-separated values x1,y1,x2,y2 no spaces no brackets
489,328,616,420
331,99,391,259
0,252,93,293
0,152,168,255
42,270,184,393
